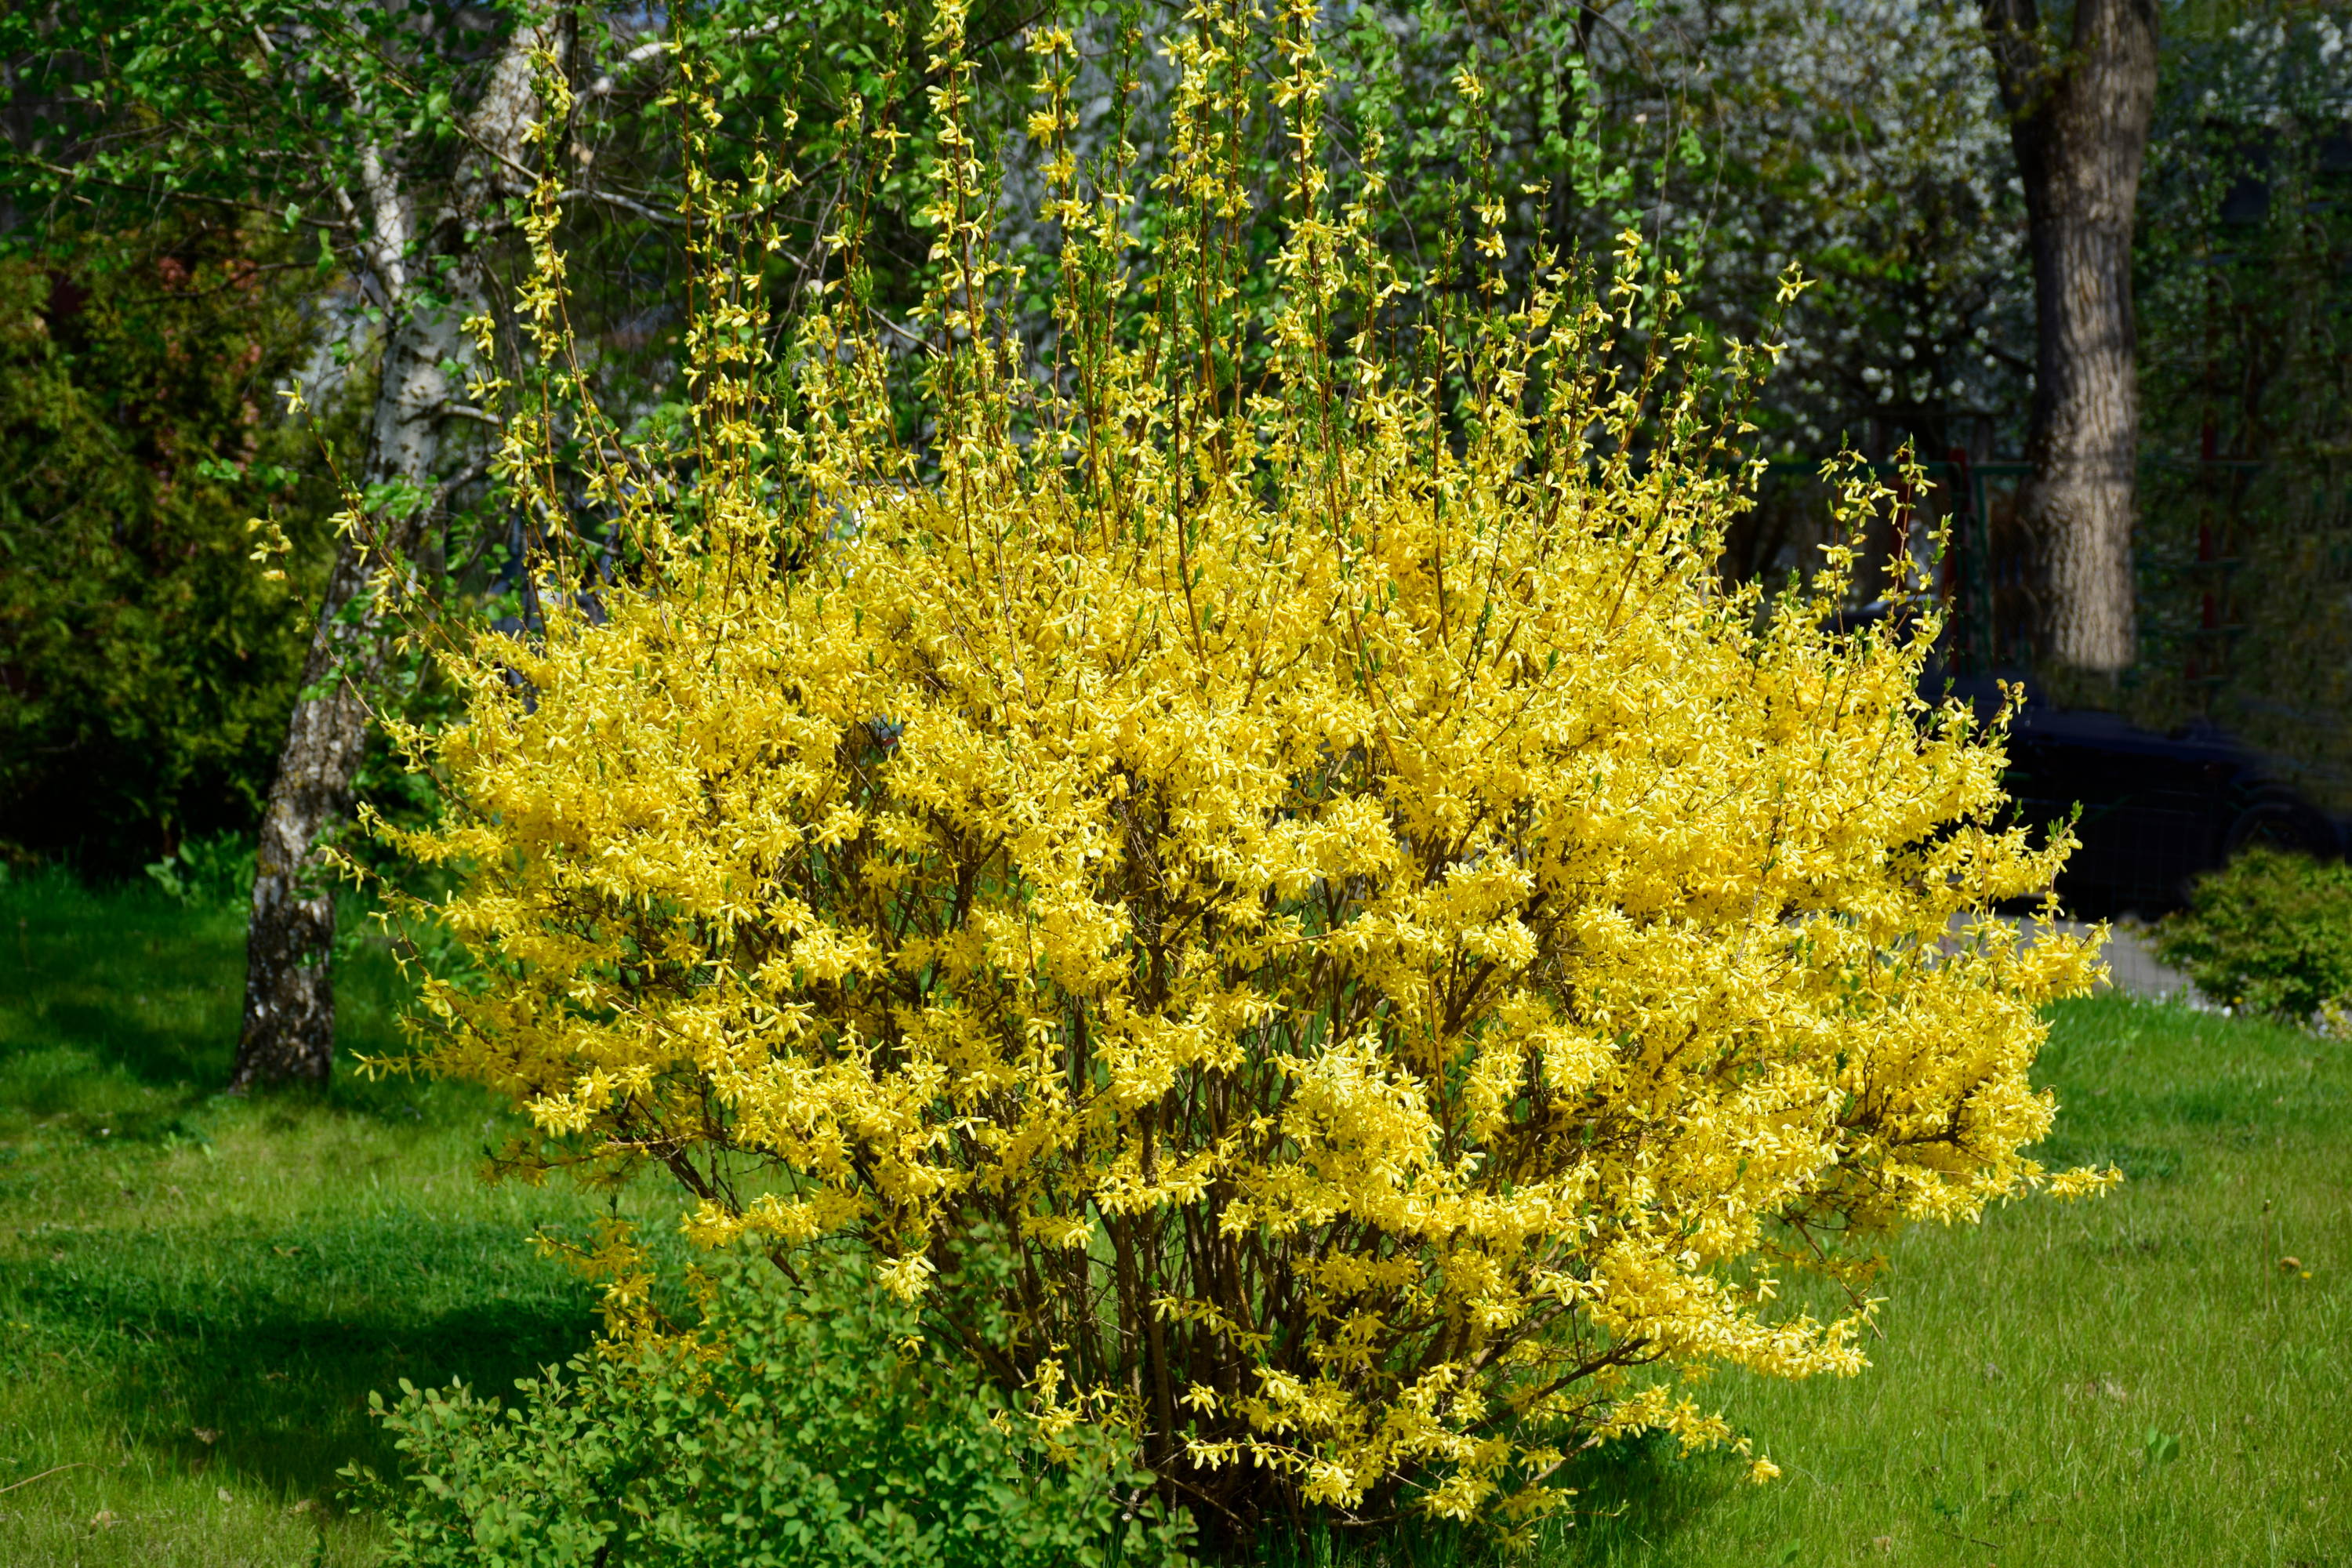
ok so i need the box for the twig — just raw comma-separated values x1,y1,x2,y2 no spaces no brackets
0,1465,91,1496
579,17,789,100
866,306,926,347
430,457,495,512
555,186,685,228
582,34,677,98
13,156,350,235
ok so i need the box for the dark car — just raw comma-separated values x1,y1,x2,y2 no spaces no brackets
1824,600,2347,916
1939,672,2347,917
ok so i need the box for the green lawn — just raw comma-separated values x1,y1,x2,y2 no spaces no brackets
0,872,640,1566
1530,995,2352,1568
1,869,2346,1566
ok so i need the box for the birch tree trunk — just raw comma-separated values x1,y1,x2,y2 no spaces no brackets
231,25,549,1089
1981,0,2160,678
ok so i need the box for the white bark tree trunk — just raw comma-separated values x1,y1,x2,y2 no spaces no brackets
232,21,550,1088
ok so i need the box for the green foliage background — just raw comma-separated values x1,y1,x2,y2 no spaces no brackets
2131,13,2352,789
0,227,351,875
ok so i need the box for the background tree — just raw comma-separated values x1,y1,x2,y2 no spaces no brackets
1980,0,2160,680
234,15,554,1088
2,0,1065,1087
1,2,561,1084
2131,8,2352,794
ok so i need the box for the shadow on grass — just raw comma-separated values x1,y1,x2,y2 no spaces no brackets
118,1295,595,1501
1540,1431,1739,1564
0,870,479,1138
8,1221,600,1503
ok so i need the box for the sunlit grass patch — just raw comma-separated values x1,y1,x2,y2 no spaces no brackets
1529,993,2350,1568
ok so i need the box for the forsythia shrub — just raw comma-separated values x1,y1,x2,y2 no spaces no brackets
350,1252,1192,1568
371,3,2109,1541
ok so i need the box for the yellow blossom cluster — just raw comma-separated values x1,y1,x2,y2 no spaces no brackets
371,1,2107,1540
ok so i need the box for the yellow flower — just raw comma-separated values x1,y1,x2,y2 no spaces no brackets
376,2,2108,1533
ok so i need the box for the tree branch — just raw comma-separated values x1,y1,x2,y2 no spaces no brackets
1978,0,2053,120
555,183,684,227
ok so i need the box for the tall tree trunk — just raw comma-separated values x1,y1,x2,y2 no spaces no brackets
231,25,548,1089
1981,0,2160,678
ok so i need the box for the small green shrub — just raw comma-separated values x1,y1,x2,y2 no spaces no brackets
2153,848,2352,1019
143,829,255,909
348,1253,1193,1568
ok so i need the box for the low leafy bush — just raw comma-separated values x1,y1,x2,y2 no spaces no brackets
349,1253,1192,1568
143,829,255,909
2153,848,2352,1019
